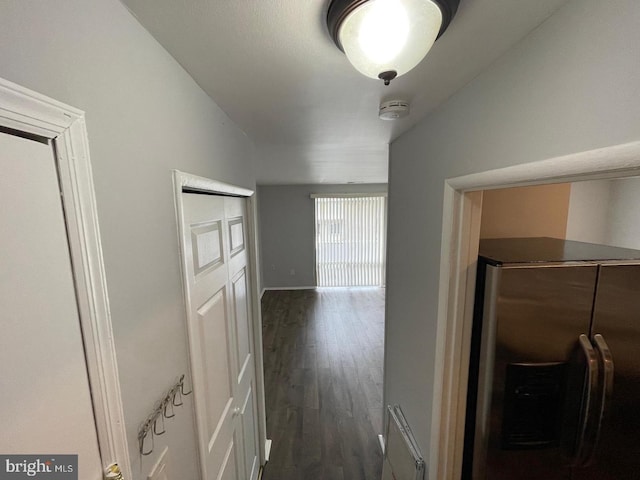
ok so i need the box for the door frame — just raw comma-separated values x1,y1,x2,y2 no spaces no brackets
431,140,640,480
0,78,131,478
172,170,269,476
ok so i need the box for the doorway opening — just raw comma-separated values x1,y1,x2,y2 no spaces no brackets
173,171,268,480
464,179,640,479
0,77,130,478
432,141,640,480
257,186,388,480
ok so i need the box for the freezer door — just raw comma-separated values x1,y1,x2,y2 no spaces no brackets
580,264,640,479
473,264,598,480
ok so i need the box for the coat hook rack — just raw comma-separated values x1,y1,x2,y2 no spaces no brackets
138,374,192,456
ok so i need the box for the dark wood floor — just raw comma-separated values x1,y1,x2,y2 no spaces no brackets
261,288,385,480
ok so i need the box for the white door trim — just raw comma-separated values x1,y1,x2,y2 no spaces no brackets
0,78,131,478
431,140,640,480
172,170,269,472
174,171,254,197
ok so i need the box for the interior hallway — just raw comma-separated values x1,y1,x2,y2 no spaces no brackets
261,288,385,480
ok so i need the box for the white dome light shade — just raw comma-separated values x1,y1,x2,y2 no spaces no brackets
338,0,443,81
358,0,410,64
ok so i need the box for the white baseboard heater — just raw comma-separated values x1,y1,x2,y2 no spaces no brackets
382,405,425,480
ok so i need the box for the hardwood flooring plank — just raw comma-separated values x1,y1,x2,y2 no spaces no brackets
262,288,384,479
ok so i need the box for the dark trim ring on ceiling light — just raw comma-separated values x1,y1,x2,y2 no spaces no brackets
327,0,460,52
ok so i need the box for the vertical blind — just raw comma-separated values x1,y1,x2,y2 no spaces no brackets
314,195,387,287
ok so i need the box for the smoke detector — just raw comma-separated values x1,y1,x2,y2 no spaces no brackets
379,100,410,120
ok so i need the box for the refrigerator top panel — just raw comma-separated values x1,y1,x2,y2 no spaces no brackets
479,237,640,266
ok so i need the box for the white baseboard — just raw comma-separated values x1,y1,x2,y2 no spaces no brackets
264,439,272,462
263,286,316,291
260,288,266,299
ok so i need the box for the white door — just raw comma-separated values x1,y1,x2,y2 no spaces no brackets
182,193,260,480
0,131,102,478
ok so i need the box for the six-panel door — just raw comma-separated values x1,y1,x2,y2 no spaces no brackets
182,193,259,480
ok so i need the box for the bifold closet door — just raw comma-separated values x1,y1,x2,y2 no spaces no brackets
182,192,259,480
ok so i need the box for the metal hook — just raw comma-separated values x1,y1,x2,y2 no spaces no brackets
172,386,184,407
138,423,154,456
153,409,166,435
138,373,192,451
179,374,193,396
163,395,175,418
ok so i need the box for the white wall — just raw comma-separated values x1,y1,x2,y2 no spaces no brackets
566,180,613,244
0,2,255,479
567,178,640,250
258,184,387,289
567,177,640,249
386,0,640,461
604,178,640,249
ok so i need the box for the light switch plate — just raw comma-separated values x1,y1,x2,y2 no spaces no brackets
148,446,169,480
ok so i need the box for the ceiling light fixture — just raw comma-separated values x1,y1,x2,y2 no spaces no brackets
327,0,459,85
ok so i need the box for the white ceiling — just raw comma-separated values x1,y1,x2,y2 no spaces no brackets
121,0,570,185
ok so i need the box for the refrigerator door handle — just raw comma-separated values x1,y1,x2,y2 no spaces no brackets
585,334,614,466
574,334,599,467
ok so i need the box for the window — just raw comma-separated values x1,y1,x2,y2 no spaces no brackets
314,194,387,287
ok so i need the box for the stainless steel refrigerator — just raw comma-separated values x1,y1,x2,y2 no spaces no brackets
463,237,640,480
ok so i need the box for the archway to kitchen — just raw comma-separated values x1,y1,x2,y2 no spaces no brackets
432,141,640,480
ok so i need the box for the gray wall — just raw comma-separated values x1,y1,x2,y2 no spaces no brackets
0,2,255,479
386,0,640,461
258,184,387,289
